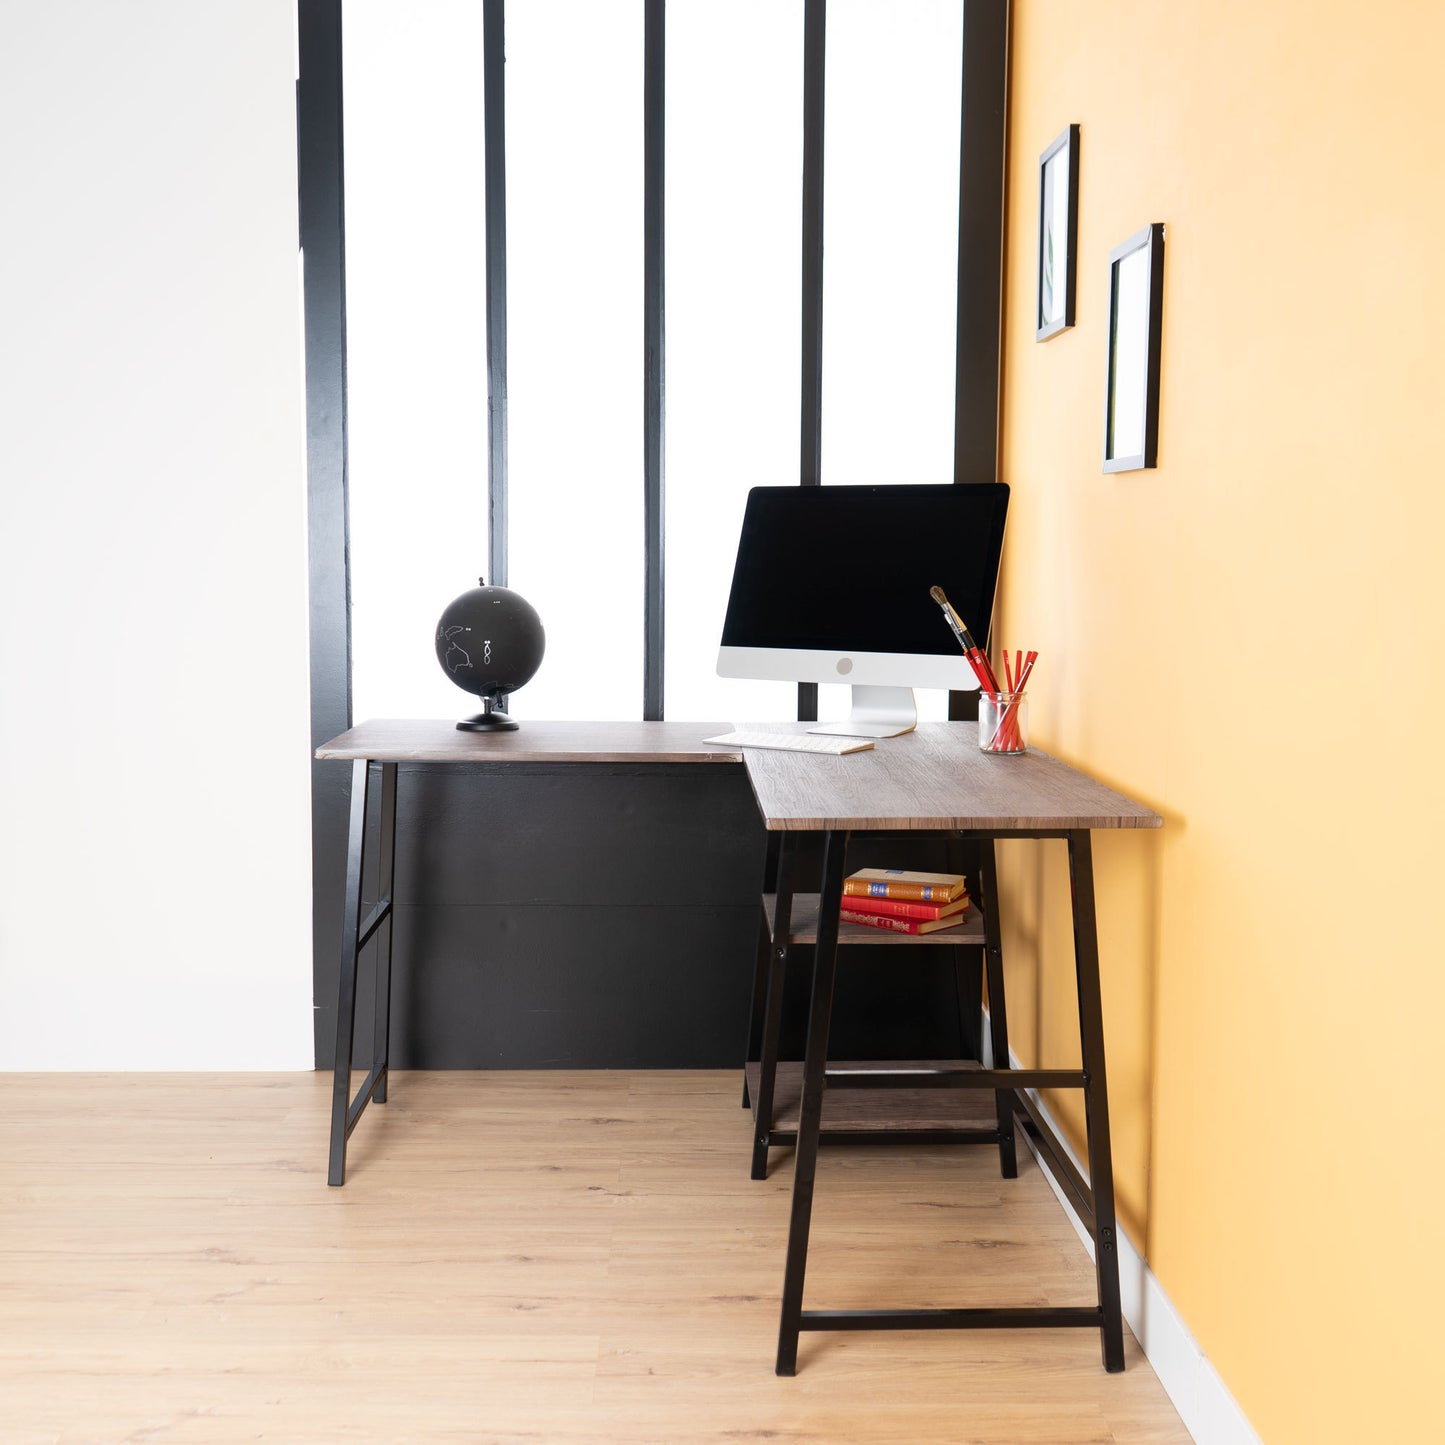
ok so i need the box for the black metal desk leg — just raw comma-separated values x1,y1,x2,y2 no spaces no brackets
742,909,770,1109
776,829,848,1376
371,761,397,1104
978,839,1018,1178
1068,830,1126,1371
751,835,797,1181
328,759,370,1187
946,836,983,1063
743,836,785,1109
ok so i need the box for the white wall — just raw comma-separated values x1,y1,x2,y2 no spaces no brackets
0,1,312,1068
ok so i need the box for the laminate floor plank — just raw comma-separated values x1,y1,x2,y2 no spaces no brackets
0,1072,1188,1445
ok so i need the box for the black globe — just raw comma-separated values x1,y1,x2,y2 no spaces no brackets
435,579,546,731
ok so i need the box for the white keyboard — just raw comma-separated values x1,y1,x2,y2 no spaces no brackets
704,729,875,755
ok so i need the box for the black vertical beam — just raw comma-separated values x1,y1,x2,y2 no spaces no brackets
483,0,509,591
949,0,1009,722
298,0,353,1069
952,0,1008,485
643,0,666,720
797,0,826,723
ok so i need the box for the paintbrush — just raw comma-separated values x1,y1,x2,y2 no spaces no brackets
929,585,999,691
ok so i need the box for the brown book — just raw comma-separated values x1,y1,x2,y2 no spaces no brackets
841,894,969,922
839,908,967,936
842,868,967,903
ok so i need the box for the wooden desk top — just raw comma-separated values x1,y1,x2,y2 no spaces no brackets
739,723,1160,833
316,720,1161,833
315,718,743,764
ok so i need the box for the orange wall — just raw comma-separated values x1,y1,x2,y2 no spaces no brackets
999,3,1445,1440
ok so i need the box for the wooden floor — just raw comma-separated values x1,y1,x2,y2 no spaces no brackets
1,1072,1190,1444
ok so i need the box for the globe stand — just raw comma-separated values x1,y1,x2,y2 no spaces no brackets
456,693,518,732
437,579,544,731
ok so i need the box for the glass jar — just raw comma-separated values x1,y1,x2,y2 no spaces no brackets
978,691,1028,754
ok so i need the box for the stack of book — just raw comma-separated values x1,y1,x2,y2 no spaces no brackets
839,869,970,935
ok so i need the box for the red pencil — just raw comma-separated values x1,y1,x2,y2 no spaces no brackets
986,648,1039,752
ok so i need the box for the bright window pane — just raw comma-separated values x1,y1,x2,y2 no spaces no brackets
819,0,963,723
343,2,966,728
343,0,489,723
505,1,644,721
821,0,961,487
664,0,803,723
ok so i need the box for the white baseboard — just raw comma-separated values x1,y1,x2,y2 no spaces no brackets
981,1018,1261,1445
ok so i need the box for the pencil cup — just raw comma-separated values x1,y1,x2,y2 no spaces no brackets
979,691,1028,754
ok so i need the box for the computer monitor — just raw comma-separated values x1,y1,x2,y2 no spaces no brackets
717,483,1010,737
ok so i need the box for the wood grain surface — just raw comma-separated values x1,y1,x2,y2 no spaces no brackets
317,720,1161,833
315,718,744,763
740,723,1163,832
0,1072,1189,1444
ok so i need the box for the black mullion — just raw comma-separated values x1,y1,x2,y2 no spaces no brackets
797,0,826,723
952,0,1008,485
643,0,665,720
483,0,509,592
298,0,354,1069
949,0,1009,723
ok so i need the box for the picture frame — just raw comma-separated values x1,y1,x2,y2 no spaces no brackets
1102,222,1165,472
1036,125,1079,341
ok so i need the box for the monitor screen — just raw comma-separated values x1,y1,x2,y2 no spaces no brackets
719,484,1008,666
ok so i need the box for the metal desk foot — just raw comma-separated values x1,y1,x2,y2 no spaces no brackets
327,759,397,1186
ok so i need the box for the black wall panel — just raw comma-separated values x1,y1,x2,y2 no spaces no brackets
385,903,761,1069
391,763,766,907
316,764,983,1071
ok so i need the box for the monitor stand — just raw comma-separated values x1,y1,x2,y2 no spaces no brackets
808,685,917,739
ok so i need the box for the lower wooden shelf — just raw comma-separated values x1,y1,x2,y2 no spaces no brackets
763,893,985,946
746,1059,1000,1137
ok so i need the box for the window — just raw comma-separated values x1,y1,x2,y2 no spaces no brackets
505,0,645,720
664,0,804,722
334,2,986,727
344,0,488,722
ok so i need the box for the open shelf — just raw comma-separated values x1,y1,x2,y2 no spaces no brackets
764,893,985,946
745,1060,1000,1137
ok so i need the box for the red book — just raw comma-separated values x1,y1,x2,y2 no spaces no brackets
839,908,968,936
841,894,970,922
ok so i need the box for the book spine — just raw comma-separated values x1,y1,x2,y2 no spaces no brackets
843,879,952,902
839,908,928,935
842,896,967,921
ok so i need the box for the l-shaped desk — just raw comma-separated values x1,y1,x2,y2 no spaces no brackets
316,719,1160,1374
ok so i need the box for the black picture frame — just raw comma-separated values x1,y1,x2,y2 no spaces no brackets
1102,222,1165,472
1036,124,1079,341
